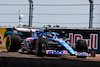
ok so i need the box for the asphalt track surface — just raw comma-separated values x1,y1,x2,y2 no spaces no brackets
0,49,100,67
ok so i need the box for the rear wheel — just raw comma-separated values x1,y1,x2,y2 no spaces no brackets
6,35,21,52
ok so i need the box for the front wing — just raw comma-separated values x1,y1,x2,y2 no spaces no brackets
46,50,89,57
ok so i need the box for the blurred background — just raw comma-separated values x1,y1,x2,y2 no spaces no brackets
0,0,100,28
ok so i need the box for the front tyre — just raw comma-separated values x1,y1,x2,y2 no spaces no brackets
76,40,88,58
76,40,88,52
36,36,48,56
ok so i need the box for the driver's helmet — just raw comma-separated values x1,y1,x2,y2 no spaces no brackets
46,34,54,38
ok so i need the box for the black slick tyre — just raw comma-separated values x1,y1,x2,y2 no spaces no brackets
76,40,88,58
76,40,88,52
6,35,21,52
36,36,48,56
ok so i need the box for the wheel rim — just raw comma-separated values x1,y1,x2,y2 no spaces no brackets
6,36,11,50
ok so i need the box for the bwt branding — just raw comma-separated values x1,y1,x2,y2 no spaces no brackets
66,33,98,49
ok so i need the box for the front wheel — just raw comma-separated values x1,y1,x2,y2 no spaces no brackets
36,36,48,56
75,40,88,58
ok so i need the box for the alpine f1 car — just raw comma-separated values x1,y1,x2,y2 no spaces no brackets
6,28,94,58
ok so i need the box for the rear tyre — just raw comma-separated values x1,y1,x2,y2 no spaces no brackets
6,35,21,52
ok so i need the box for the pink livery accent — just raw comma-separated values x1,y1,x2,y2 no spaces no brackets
23,37,34,49
26,37,34,44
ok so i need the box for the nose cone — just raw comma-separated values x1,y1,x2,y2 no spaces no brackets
54,39,75,55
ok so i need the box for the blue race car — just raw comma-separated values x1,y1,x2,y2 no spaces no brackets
6,28,91,58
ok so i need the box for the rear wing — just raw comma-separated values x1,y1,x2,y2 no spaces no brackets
15,28,38,32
